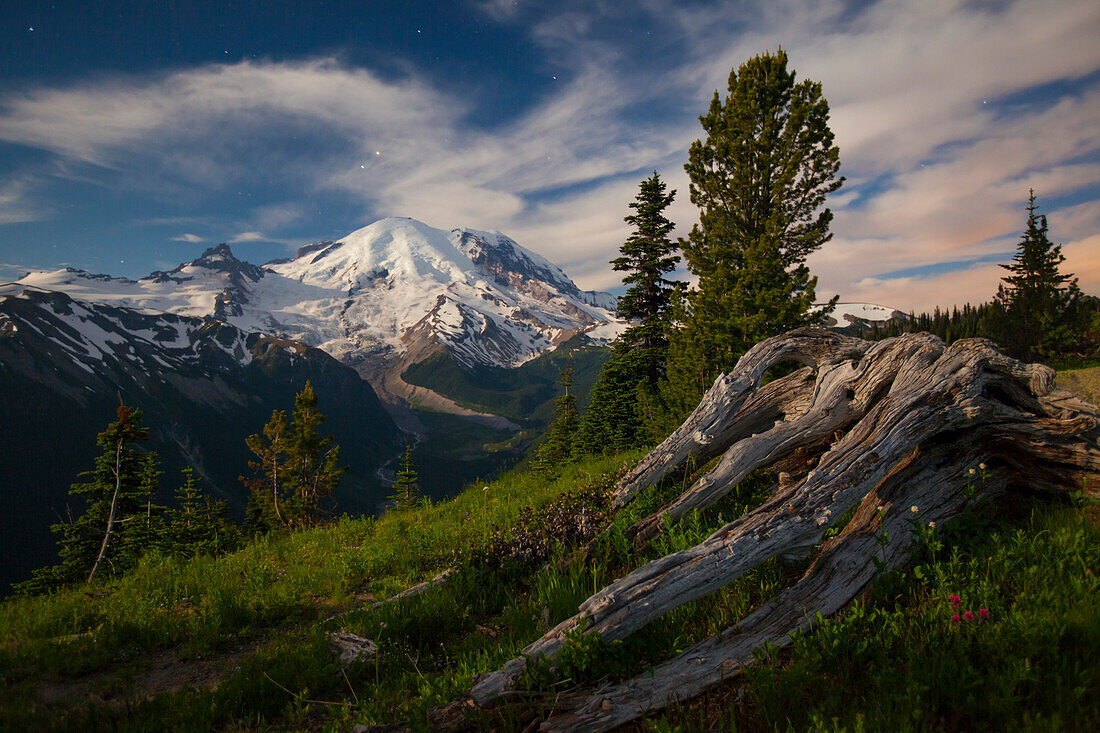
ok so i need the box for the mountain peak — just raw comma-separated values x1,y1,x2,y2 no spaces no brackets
15,216,624,371
258,217,621,368
146,243,265,285
197,243,237,263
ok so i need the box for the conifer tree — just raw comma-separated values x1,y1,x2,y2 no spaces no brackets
612,171,681,384
285,382,346,523
168,468,238,557
243,382,346,531
389,446,421,511
21,400,161,592
989,191,1082,361
533,366,579,473
662,48,843,419
580,172,680,454
243,407,289,533
576,345,648,454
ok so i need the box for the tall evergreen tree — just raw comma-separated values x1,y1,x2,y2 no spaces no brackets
285,382,346,523
389,446,421,511
533,366,579,473
989,191,1082,361
20,400,161,592
580,172,680,454
662,48,843,420
612,171,681,384
243,407,289,533
243,381,346,531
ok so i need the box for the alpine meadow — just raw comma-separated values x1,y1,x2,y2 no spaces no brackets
1,4,1099,732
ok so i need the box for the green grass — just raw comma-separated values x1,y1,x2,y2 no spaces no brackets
1056,365,1100,407
0,452,641,729
1,446,1096,732
649,501,1100,732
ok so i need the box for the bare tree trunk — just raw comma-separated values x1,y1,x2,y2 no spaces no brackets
87,439,124,585
272,451,285,527
455,328,1100,729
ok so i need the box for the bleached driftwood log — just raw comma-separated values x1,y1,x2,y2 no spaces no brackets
464,328,1100,731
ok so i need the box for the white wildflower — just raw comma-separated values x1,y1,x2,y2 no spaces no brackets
911,505,919,514
978,463,986,470
968,468,976,475
928,521,936,529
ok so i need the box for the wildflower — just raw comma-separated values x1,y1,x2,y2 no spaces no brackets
978,608,989,620
928,521,936,529
949,594,961,608
963,610,975,622
951,614,960,624
968,468,976,475
911,505,919,514
979,462,986,470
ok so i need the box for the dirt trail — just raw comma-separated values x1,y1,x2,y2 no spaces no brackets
32,637,264,709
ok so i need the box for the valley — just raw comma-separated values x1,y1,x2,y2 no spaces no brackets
0,218,627,591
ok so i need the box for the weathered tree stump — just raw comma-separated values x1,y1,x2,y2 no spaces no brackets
463,328,1099,731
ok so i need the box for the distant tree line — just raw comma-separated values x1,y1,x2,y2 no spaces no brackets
864,192,1096,365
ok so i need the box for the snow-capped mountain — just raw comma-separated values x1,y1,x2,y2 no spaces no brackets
18,218,623,379
820,302,908,334
18,243,265,323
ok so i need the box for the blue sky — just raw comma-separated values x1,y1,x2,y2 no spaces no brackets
1,0,1098,311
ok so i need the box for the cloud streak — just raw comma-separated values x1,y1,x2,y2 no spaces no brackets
0,0,1096,311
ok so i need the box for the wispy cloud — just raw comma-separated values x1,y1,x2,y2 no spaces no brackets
0,178,46,225
171,233,204,243
0,0,1096,310
229,231,266,243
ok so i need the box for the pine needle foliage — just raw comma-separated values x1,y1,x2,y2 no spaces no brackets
19,400,161,593
389,446,421,511
989,190,1084,361
533,366,580,474
167,468,239,558
662,48,843,422
612,171,681,384
580,172,680,454
243,381,347,532
577,345,650,455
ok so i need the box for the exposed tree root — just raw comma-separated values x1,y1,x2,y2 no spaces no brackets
459,328,1099,730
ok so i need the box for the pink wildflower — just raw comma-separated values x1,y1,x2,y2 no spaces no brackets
951,614,960,624
978,608,989,620
949,594,961,608
963,610,975,622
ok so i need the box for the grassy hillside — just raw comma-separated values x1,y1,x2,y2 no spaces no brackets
1,367,1097,730
2,455,1097,730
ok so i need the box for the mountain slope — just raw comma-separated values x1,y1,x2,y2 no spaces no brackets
0,284,401,592
821,302,908,335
